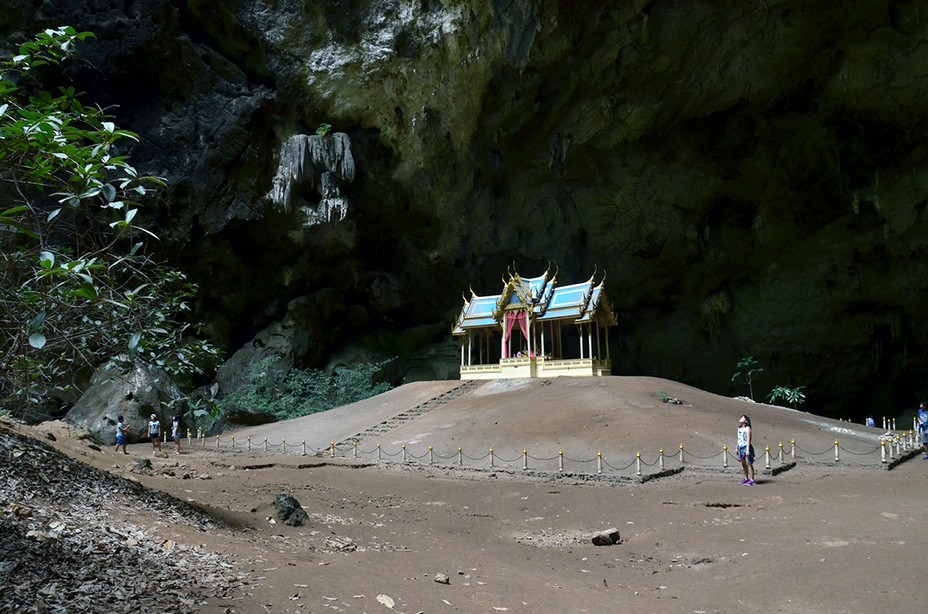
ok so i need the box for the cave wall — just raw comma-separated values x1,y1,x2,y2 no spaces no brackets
4,0,928,418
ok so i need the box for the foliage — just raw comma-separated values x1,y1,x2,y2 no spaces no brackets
315,122,332,137
219,356,393,421
731,356,763,400
0,27,220,413
767,385,806,409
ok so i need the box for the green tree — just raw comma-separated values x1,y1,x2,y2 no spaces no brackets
731,356,763,400
0,27,220,415
767,385,806,409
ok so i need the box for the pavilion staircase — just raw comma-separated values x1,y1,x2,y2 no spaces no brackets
335,380,484,448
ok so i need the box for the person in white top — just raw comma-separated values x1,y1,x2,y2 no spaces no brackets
148,414,162,455
737,415,755,485
171,415,181,455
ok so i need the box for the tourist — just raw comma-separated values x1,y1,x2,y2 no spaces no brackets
918,402,928,460
172,415,181,455
148,413,162,455
114,415,130,454
865,415,875,427
737,415,755,485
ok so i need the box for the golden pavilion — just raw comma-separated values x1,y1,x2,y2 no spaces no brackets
452,266,616,379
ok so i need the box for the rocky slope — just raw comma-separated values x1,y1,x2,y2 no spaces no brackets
3,0,928,417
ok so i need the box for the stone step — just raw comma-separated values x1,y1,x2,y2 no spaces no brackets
334,380,483,448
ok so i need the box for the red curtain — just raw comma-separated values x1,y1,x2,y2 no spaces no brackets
503,312,528,358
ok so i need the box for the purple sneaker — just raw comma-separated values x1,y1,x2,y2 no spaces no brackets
745,479,755,486
740,479,749,484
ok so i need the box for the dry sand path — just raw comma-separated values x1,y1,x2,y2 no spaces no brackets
13,376,927,613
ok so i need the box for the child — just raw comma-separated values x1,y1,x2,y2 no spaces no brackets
737,415,755,485
148,413,162,455
172,415,181,455
114,415,130,454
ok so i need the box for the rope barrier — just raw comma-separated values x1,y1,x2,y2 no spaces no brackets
180,429,911,478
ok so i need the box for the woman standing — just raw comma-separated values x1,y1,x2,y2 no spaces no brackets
737,415,755,485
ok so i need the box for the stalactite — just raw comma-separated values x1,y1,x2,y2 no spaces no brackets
266,133,355,217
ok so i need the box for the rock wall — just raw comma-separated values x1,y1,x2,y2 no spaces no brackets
4,1,928,418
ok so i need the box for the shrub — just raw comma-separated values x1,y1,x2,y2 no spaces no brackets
219,357,393,421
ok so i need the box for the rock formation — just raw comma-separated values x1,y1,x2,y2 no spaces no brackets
4,1,928,418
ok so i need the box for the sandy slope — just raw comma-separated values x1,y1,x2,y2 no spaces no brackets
12,376,928,614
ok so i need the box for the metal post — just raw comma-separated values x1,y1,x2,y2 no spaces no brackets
764,446,771,470
281,438,286,453
523,449,528,471
888,438,895,461
790,440,796,459
880,440,887,464
597,451,602,475
402,444,407,463
722,445,728,469
679,444,685,464
247,436,251,452
215,435,220,449
353,441,358,459
659,449,665,471
302,440,306,456
834,440,839,462
489,448,494,468
882,416,887,430
892,418,896,431
428,446,433,465
778,441,784,462
458,447,463,465
558,450,564,472
264,438,268,452
377,443,382,460
636,452,641,477
231,436,235,450
330,441,335,458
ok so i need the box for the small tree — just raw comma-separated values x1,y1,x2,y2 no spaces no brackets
767,385,806,409
0,28,220,414
731,356,763,400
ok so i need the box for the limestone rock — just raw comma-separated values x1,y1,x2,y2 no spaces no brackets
590,528,621,546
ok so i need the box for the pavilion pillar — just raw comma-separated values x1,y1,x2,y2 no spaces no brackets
578,325,584,359
589,325,594,361
526,310,532,358
468,333,473,365
540,322,546,359
460,339,465,367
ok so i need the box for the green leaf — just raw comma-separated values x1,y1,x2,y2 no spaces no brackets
101,183,116,202
39,251,54,268
28,333,47,349
128,331,142,351
72,284,97,300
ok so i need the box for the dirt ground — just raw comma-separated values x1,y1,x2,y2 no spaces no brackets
10,377,928,613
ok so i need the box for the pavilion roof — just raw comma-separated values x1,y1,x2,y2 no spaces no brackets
452,266,615,334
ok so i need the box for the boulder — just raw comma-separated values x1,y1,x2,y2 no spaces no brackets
66,362,183,446
274,494,308,527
